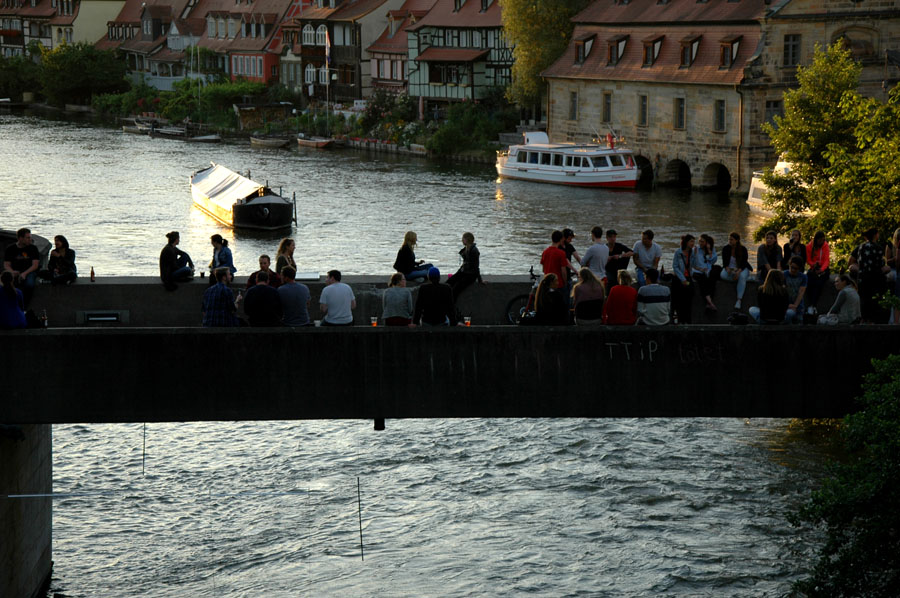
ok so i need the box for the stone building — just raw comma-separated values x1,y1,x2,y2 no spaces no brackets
541,0,900,194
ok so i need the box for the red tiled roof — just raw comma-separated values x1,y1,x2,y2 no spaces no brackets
146,4,172,18
17,0,54,18
95,36,120,50
367,0,436,54
573,0,767,25
542,23,760,86
121,35,167,54
330,0,390,21
292,3,338,20
151,46,184,61
49,4,77,25
107,0,192,27
408,0,499,30
415,46,488,61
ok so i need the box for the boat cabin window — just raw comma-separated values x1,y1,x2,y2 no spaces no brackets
566,156,585,168
516,151,528,163
553,154,563,167
582,157,594,168
593,155,610,168
609,154,625,167
540,153,551,165
529,152,539,164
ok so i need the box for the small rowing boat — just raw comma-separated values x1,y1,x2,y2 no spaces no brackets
496,132,638,188
296,135,334,149
190,163,295,230
250,137,290,149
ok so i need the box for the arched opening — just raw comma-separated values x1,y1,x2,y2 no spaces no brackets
664,159,692,188
634,155,653,189
701,163,732,193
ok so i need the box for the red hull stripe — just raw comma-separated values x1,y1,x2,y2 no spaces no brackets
500,175,637,189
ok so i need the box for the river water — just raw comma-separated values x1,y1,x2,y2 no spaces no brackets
0,113,826,597
0,113,765,277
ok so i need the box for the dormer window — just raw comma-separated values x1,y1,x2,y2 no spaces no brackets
719,35,741,68
607,34,627,66
454,0,464,11
574,34,595,65
680,35,700,67
642,35,663,66
480,0,489,10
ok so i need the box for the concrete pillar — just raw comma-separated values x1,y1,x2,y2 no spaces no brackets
0,424,52,598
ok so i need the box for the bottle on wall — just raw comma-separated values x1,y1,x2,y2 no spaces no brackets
90,266,95,282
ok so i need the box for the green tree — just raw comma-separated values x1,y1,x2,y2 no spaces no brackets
791,354,900,597
758,43,900,258
0,54,41,101
500,0,591,107
39,42,127,106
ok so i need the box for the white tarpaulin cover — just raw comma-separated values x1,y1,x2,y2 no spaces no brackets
191,163,262,211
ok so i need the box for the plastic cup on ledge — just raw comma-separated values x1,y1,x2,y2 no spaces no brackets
370,317,378,327
464,316,472,327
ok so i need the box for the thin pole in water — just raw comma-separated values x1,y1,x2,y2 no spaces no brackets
357,476,364,561
142,423,146,475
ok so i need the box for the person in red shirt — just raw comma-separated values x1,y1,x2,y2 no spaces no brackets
603,270,638,325
541,230,574,289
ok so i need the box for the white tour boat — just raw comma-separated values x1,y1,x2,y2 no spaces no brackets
746,159,793,217
496,132,639,188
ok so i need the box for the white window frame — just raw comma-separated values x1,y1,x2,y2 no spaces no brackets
305,62,315,83
315,24,327,46
302,24,314,45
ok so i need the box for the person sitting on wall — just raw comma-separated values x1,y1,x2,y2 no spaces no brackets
581,226,610,282
532,272,569,326
159,231,194,291
201,267,239,327
748,270,789,325
783,256,808,324
393,231,433,282
756,230,783,284
636,268,670,325
247,254,282,289
3,227,40,306
319,269,356,326
604,229,634,289
243,270,283,327
572,267,605,326
447,232,484,301
278,267,311,327
383,272,415,327
413,267,457,326
38,234,77,286
0,271,27,330
602,270,638,325
632,229,662,287
821,274,861,325
208,234,236,284
720,232,753,310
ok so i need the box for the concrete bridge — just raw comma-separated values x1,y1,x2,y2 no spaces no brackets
1,276,888,598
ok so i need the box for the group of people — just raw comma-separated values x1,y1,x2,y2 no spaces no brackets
533,225,900,327
2,228,78,329
188,229,482,328
3,223,897,330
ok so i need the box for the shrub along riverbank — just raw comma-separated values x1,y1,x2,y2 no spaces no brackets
91,79,517,157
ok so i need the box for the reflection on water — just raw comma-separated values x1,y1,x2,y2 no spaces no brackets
0,113,766,277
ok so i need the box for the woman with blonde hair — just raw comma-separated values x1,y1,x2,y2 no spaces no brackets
748,269,789,324
382,272,414,327
392,231,432,281
275,238,296,275
572,267,605,325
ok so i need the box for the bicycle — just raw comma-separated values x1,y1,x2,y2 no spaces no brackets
504,266,541,324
